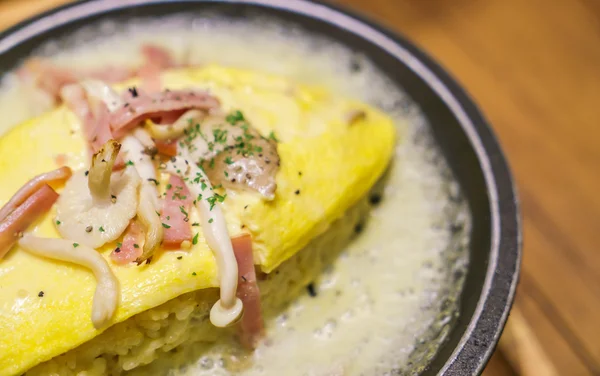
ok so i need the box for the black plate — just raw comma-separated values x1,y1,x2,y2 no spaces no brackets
0,1,521,375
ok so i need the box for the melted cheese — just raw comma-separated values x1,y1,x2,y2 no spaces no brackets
0,65,395,376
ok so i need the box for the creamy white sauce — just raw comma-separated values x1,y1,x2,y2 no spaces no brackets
0,15,470,375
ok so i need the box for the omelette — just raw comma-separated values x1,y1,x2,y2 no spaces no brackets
0,63,395,375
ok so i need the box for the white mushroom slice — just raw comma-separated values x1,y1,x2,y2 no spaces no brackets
164,154,243,327
121,135,163,264
18,234,119,328
81,79,125,112
132,127,156,151
55,140,141,248
145,109,205,140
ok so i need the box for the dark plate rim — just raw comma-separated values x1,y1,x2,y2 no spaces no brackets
0,1,522,375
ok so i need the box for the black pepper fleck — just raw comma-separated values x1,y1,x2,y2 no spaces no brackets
294,189,300,195
114,247,121,253
354,222,364,234
38,291,44,297
307,283,317,297
85,170,89,176
128,87,138,97
369,194,382,205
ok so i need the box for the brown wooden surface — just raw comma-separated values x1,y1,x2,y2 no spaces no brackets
1,0,599,375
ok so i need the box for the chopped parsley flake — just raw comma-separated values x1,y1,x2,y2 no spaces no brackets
99,226,105,232
126,160,134,166
117,242,122,247
179,206,188,218
192,272,197,276
226,110,245,124
56,220,61,225
268,131,279,142
166,183,172,190
206,193,226,211
133,244,139,249
192,233,199,245
224,156,234,165
73,243,79,248
192,222,200,227
162,223,171,229
208,218,214,223
213,128,228,144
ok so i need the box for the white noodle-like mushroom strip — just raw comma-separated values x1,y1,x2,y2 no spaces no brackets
145,109,205,140
164,155,243,327
18,234,119,328
121,134,163,263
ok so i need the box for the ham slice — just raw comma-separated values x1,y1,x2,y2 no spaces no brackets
110,220,144,264
232,234,264,349
0,167,71,222
18,58,134,104
139,44,179,93
61,85,114,152
110,90,220,139
17,58,77,103
61,84,124,168
161,175,193,248
18,44,177,103
0,185,59,259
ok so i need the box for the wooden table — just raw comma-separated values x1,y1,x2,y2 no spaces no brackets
1,1,598,375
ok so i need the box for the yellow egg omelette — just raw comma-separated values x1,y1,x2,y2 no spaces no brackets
0,65,395,375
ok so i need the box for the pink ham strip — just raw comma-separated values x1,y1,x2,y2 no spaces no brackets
110,90,220,139
110,220,144,264
0,185,59,259
61,85,112,152
18,44,176,103
18,58,134,103
232,234,264,349
17,58,77,103
0,167,71,222
61,85,124,168
161,175,193,248
138,44,179,93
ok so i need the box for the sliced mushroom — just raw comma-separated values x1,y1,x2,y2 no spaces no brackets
165,155,243,327
182,112,280,200
18,234,119,329
120,135,163,264
55,140,141,248
206,135,279,200
145,109,205,140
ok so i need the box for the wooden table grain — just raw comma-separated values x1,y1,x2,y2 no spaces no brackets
1,0,598,375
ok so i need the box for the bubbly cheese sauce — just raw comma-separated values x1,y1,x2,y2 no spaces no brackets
0,14,470,375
